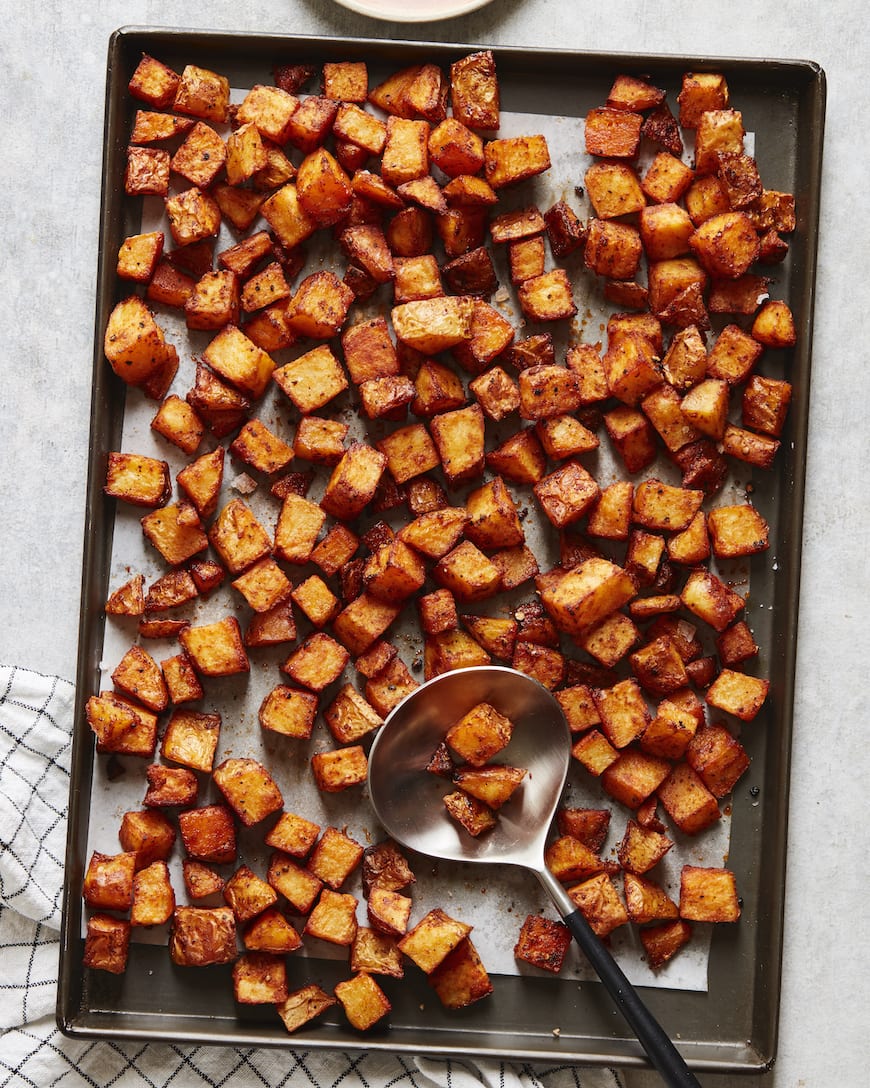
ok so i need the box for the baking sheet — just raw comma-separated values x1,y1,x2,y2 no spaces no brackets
59,27,825,1073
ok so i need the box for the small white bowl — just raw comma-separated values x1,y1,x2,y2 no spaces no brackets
331,0,495,23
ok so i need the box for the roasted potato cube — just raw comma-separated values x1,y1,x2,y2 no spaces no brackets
164,187,221,248
707,504,769,558
213,757,283,828
392,296,474,355
429,403,485,486
176,446,224,519
429,937,493,1008
566,873,629,938
178,804,236,864
319,442,386,520
129,54,181,108
223,865,279,924
334,106,387,157
705,668,770,721
639,202,694,260
484,134,550,189
334,972,391,1030
545,835,605,883
716,621,759,668
397,907,473,974
130,860,175,927
602,749,671,809
381,117,429,187
585,106,642,158
268,853,322,914
453,300,515,374
105,573,145,617
83,913,131,974
83,850,137,911
104,452,171,509
173,64,230,123
243,908,302,954
161,709,220,773
445,701,512,767
264,812,321,861
362,841,416,897
179,615,250,677
513,914,572,974
104,295,172,386
170,905,237,967
304,887,360,946
571,729,619,776
171,121,227,188
433,540,501,603
679,865,740,922
351,927,405,979
376,423,440,485
686,723,750,798
324,684,384,745
443,789,498,837
333,593,401,656
245,599,298,648
689,210,759,279
694,109,744,174
117,230,164,282
540,557,636,637
366,886,413,938
365,656,419,717
584,218,642,280
658,763,721,835
276,984,338,1033
312,524,359,577
593,678,650,750
680,568,745,632
556,807,611,852
282,632,349,694
274,492,326,564
533,460,600,529
119,809,176,871
742,374,793,435
150,394,205,455
585,162,646,219
145,764,198,808
261,182,317,250
677,72,730,128
641,918,693,969
642,152,694,204
617,819,673,874
231,951,289,1005
450,50,499,130
180,857,222,900
517,268,577,323
310,746,368,792
632,479,704,532
427,117,484,177
288,270,355,339
125,145,170,196
623,871,679,925
640,697,700,760
202,324,276,400
411,359,466,416
110,644,168,714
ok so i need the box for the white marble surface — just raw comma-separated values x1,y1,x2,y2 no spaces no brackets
1,1,868,1085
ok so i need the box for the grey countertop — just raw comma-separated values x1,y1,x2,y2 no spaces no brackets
2,2,867,1085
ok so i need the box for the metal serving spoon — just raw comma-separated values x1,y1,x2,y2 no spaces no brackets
367,665,701,1087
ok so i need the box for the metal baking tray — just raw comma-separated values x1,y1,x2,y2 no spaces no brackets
59,25,825,1074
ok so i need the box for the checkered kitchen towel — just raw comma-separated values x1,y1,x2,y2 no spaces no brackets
0,665,624,1087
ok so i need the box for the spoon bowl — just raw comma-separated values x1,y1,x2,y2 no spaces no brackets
368,664,701,1088
367,664,569,871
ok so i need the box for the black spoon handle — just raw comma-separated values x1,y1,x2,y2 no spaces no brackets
536,868,701,1087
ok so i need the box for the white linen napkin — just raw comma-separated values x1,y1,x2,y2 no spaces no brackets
0,664,624,1087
